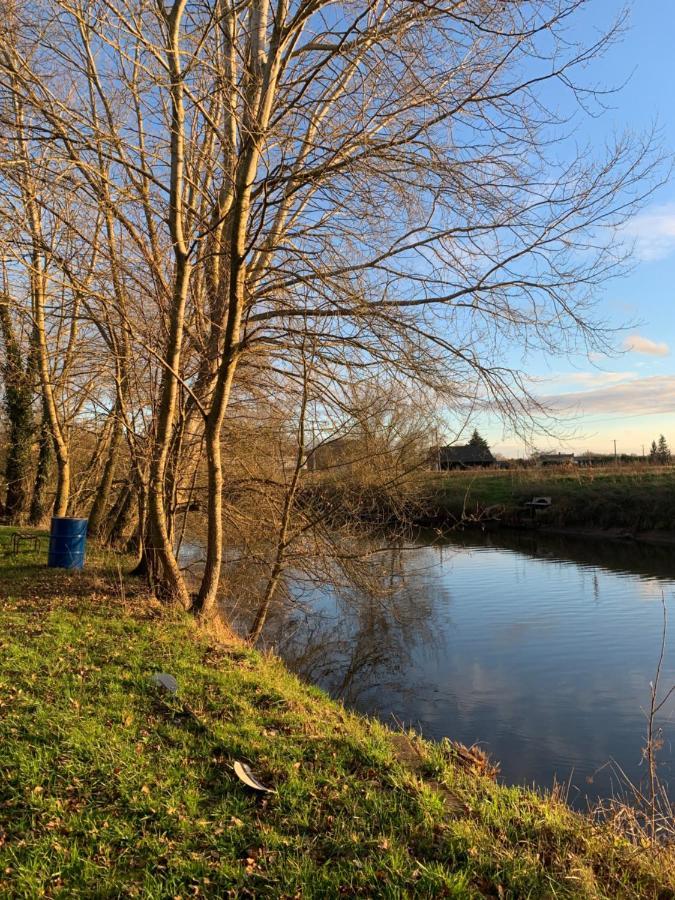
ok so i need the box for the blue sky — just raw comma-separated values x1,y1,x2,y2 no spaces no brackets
481,2,675,458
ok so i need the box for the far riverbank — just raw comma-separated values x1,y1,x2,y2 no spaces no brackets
302,464,675,539
420,464,675,538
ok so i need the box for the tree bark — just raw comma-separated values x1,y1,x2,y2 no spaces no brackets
29,400,53,524
32,264,70,518
105,481,136,547
88,406,123,539
145,0,192,606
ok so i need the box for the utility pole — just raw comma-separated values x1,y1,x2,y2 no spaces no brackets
614,439,617,464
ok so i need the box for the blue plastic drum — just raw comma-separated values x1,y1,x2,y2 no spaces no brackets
48,517,88,570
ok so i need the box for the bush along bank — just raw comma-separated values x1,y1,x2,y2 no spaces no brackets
0,529,674,898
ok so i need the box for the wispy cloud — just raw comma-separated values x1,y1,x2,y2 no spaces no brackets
539,370,635,390
544,375,675,416
622,203,675,262
622,334,670,357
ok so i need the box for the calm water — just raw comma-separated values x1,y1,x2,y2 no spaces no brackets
268,530,675,805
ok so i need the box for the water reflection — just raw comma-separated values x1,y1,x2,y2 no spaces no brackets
269,529,675,806
263,542,446,706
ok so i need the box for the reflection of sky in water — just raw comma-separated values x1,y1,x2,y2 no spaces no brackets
273,532,675,806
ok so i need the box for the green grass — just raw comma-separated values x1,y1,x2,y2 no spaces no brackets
424,466,675,531
1,526,673,897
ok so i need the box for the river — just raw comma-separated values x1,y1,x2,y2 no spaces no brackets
263,529,675,807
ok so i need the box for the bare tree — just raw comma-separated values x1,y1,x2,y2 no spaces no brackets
0,1,664,621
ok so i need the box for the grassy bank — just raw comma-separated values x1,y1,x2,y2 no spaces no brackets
424,466,675,533
1,526,673,897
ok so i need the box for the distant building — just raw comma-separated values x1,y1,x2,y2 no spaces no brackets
536,452,576,467
574,453,614,468
304,437,353,471
437,444,496,470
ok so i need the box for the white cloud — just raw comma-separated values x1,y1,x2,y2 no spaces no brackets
622,202,675,262
623,334,670,357
544,375,675,416
559,370,636,387
536,370,635,391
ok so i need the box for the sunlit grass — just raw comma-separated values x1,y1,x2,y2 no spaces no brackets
1,530,673,897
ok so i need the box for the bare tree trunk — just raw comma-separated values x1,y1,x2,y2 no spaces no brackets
146,1,192,607
193,343,242,619
32,265,70,517
29,400,53,524
131,480,152,575
194,416,225,617
88,405,123,539
105,481,134,546
192,0,279,618
147,255,191,604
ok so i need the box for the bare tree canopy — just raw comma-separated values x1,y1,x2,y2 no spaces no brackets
0,0,665,620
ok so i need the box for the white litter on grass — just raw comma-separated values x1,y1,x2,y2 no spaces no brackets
149,676,277,794
151,672,178,694
233,760,276,793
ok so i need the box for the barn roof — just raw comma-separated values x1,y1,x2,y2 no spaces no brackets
439,444,495,464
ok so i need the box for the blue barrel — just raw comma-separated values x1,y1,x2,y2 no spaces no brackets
48,517,88,570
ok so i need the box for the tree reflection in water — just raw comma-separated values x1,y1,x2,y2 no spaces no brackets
215,527,675,804
260,539,446,707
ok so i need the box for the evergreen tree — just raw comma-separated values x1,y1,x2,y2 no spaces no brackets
0,295,36,522
649,440,658,462
468,429,490,453
657,434,671,464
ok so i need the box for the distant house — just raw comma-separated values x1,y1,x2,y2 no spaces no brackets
304,437,353,471
574,453,614,468
437,444,495,470
536,452,576,467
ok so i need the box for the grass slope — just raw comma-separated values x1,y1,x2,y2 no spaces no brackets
0,526,673,898
426,467,675,532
